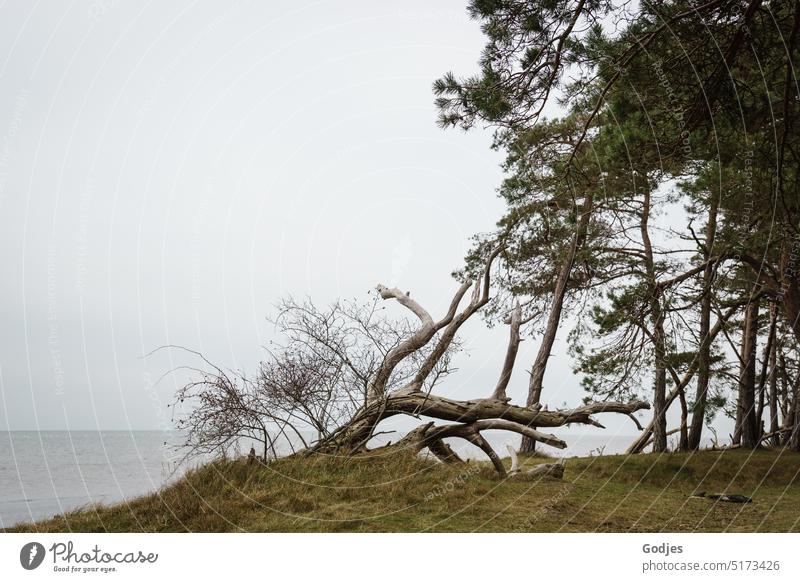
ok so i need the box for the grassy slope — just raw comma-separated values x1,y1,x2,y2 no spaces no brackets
9,449,800,532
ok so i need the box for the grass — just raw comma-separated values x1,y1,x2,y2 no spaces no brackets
8,448,800,532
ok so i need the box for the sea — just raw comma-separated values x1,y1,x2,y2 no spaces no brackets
0,430,651,528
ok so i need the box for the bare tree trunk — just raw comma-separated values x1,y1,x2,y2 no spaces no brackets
687,289,712,449
687,193,718,449
755,302,777,438
769,334,780,446
310,391,649,460
678,388,689,450
490,303,522,401
521,193,594,453
640,188,668,452
735,297,760,448
651,316,668,452
779,353,793,445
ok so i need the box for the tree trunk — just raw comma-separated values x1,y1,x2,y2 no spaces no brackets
735,297,760,448
769,333,780,446
640,188,668,452
309,390,650,462
678,387,689,451
755,302,777,438
686,287,712,449
687,193,718,449
651,318,668,452
520,193,594,453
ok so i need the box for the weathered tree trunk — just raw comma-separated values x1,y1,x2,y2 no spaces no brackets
778,353,794,446
521,193,594,453
755,302,777,438
491,303,522,401
687,290,712,449
640,188,668,452
735,298,760,448
687,194,718,450
678,388,689,451
310,390,649,456
769,333,780,446
651,318,668,452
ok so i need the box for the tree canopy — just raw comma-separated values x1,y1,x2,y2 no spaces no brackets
438,0,799,451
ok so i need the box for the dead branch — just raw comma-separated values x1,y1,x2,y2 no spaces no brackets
491,302,522,401
369,248,503,401
506,444,564,479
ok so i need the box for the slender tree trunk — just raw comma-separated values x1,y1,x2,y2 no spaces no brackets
779,353,793,445
678,388,689,450
640,188,668,452
687,194,718,449
686,290,711,449
651,314,668,452
520,193,594,453
735,297,760,448
768,334,779,446
755,302,777,438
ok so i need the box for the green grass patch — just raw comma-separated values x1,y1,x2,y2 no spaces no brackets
8,448,800,532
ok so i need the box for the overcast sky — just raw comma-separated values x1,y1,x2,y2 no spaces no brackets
0,0,680,442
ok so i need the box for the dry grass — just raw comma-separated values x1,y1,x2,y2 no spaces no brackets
8,448,800,532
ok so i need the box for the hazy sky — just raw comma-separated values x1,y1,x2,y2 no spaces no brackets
0,0,674,443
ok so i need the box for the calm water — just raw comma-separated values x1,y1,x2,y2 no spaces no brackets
0,431,186,528
0,430,648,527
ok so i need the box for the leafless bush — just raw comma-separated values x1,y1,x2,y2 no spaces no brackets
171,294,460,461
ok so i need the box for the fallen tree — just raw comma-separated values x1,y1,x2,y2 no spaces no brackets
310,249,648,464
174,250,649,477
